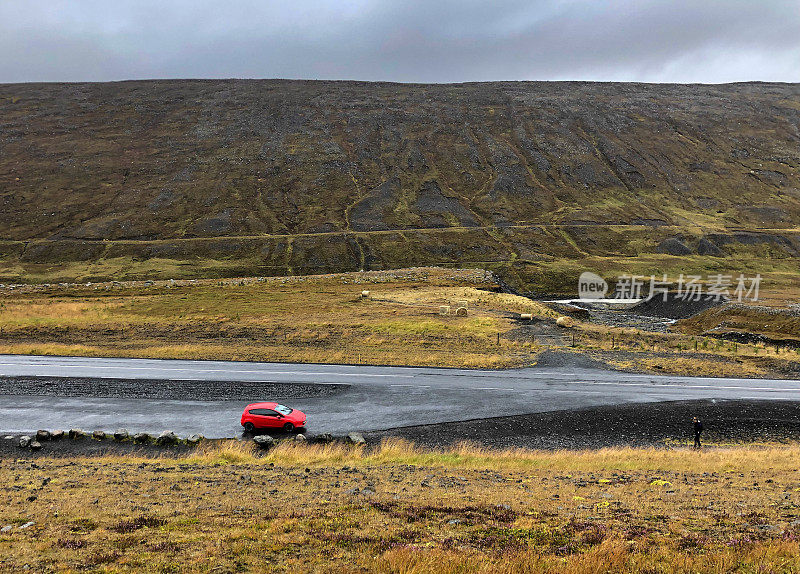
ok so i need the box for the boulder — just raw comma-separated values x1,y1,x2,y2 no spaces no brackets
156,431,178,446
30,441,42,451
18,436,31,448
69,429,86,440
132,432,152,444
113,428,130,442
50,430,65,440
347,433,366,445
35,430,51,442
295,434,307,442
253,434,275,449
312,433,334,444
92,430,106,441
186,434,203,445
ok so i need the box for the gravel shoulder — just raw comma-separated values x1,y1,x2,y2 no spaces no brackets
366,399,800,450
0,376,347,400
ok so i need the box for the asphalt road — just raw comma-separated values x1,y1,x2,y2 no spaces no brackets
2,354,800,438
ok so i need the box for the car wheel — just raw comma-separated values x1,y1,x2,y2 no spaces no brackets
244,422,255,433
283,422,295,433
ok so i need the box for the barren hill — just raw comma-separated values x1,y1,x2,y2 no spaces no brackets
1,80,799,289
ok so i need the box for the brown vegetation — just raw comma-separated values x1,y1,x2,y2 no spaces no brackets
2,440,800,572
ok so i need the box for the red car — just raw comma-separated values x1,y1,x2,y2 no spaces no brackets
241,402,307,433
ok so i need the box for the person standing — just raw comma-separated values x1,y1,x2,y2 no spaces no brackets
693,417,703,449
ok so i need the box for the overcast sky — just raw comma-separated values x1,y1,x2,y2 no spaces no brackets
2,0,799,84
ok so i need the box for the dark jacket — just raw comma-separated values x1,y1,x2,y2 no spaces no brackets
694,420,703,434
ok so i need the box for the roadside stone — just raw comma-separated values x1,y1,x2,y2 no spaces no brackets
19,521,34,530
19,436,31,448
295,433,307,442
30,441,42,451
0,525,11,533
69,429,86,440
132,432,152,444
360,486,376,496
313,433,334,444
186,434,203,445
50,430,64,440
35,430,51,442
92,430,106,441
113,428,130,442
347,433,366,445
156,431,178,446
253,435,275,449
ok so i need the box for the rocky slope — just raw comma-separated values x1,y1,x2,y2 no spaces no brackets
1,80,799,286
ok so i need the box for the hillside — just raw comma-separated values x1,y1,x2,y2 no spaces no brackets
1,80,799,290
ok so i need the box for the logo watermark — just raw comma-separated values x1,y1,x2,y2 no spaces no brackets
578,272,608,300
576,273,761,302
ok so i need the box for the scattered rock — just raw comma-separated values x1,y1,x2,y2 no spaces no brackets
35,430,50,442
253,435,275,449
187,434,203,445
69,429,86,440
30,441,42,451
113,428,130,442
295,434,307,442
448,519,462,525
312,433,334,444
50,430,64,440
347,433,366,445
19,522,34,530
92,430,106,441
156,431,178,446
0,525,11,533
360,486,376,496
18,436,31,448
132,432,152,444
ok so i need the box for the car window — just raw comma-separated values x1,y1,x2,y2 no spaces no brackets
248,408,279,416
274,404,293,416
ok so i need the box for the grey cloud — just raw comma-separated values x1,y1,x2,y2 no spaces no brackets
1,0,798,83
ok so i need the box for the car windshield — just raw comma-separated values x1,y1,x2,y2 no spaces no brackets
274,404,293,416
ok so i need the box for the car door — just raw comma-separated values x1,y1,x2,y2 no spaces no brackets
255,408,282,428
249,408,282,429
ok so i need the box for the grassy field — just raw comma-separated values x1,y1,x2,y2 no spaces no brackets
1,266,799,375
2,440,800,572
0,268,555,369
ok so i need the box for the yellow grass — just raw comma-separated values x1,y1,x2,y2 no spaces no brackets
3,441,800,572
0,268,547,368
0,267,798,375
